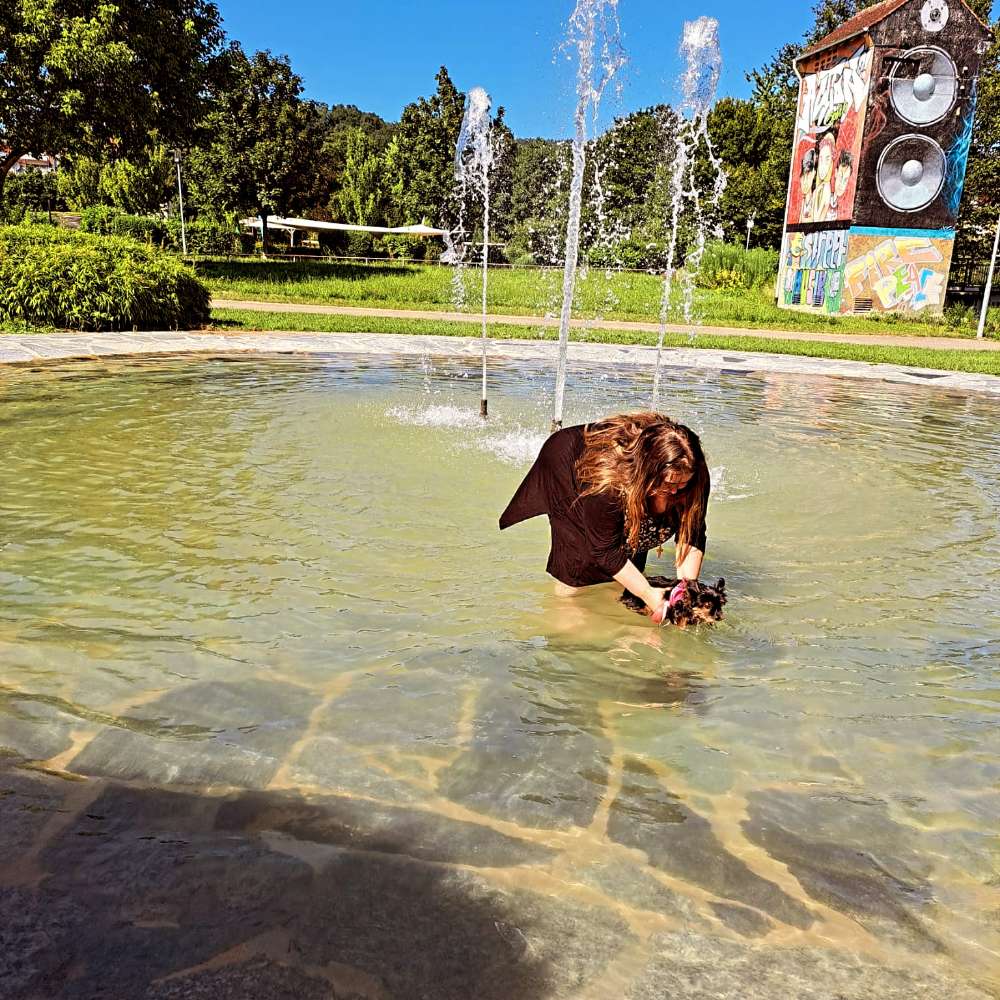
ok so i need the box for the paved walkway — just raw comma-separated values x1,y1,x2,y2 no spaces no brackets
212,298,1000,352
2,329,999,396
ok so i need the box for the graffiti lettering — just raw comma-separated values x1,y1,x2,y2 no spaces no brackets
788,229,850,271
781,229,849,313
787,42,871,225
799,46,872,132
844,236,946,311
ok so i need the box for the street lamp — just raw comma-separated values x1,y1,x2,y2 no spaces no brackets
172,148,188,256
745,213,755,252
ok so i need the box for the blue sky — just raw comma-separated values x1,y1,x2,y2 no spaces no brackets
216,1,814,138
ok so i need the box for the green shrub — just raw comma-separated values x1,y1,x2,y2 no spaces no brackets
985,307,1000,338
697,241,779,290
588,230,670,271
185,219,248,256
0,223,210,331
79,206,245,256
943,302,976,330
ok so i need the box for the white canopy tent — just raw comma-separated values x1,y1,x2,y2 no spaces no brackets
240,216,449,238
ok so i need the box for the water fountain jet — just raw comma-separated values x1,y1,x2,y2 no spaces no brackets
551,0,626,433
446,86,495,418
651,16,726,409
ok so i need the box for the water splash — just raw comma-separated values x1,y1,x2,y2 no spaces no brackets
474,427,551,466
445,87,495,418
552,0,626,432
388,404,484,430
652,17,727,409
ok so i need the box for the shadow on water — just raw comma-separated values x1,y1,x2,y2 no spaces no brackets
0,757,629,1000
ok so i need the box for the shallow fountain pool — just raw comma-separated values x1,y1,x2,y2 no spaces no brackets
1,353,998,996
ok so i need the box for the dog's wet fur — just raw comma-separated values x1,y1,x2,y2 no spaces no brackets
620,575,727,627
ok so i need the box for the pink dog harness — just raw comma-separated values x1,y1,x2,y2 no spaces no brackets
652,581,688,624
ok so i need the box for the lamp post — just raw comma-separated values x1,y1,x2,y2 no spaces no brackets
976,211,1000,341
745,213,755,252
172,148,188,256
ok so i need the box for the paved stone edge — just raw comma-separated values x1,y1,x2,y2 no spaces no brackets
1,330,998,397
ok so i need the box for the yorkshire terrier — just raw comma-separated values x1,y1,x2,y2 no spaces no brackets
620,576,727,627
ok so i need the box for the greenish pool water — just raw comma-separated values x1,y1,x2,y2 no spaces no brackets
1,354,998,993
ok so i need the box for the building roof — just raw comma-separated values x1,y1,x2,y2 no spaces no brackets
798,0,991,61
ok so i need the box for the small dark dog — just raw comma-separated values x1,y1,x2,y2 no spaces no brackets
620,575,727,627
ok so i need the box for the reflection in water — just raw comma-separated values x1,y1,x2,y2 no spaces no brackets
0,354,998,991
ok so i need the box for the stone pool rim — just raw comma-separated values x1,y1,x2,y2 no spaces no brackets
1,329,999,397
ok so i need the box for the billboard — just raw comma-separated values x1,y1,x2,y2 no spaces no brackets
786,42,873,227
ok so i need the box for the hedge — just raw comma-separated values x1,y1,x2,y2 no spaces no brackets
0,224,210,331
79,206,252,256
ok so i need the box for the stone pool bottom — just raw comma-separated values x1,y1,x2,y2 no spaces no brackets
2,756,993,1000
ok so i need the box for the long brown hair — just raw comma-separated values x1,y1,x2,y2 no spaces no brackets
574,412,709,558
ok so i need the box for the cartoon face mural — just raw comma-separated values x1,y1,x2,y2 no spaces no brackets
780,228,850,313
842,229,954,314
786,42,872,226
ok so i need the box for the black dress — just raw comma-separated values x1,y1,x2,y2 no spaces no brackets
498,425,708,587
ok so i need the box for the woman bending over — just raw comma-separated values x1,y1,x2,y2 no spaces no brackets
499,412,710,621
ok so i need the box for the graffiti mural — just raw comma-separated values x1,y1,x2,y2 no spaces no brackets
786,42,873,226
843,229,954,314
943,76,977,219
780,229,850,312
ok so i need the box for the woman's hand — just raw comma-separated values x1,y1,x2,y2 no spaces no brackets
647,586,668,622
613,560,667,616
676,544,704,582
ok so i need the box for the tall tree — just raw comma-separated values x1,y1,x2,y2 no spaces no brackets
0,0,224,205
955,1,999,259
335,127,385,225
187,46,312,251
484,107,517,243
382,66,466,228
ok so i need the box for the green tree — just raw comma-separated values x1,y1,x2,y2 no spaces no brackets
0,0,224,205
57,155,102,211
336,127,385,225
955,2,999,259
0,167,62,221
382,66,466,228
186,46,313,252
100,147,174,215
507,138,570,264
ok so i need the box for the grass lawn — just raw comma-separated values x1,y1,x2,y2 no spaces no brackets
198,258,984,339
211,308,1000,377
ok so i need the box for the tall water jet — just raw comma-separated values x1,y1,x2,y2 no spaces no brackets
446,86,495,418
651,16,726,409
551,0,626,433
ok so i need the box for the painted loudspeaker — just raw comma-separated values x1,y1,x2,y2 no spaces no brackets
850,0,990,231
777,0,991,317
875,134,946,212
889,46,958,124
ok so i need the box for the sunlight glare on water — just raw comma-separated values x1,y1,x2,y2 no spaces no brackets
1,353,998,989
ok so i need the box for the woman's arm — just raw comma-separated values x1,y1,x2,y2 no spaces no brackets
614,560,667,612
676,545,704,581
